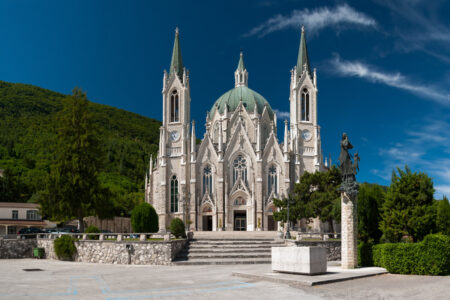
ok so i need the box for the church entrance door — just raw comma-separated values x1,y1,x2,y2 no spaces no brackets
234,211,246,231
202,216,213,231
267,215,275,231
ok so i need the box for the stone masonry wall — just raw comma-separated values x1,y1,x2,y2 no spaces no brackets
0,238,37,259
286,240,341,261
37,239,187,265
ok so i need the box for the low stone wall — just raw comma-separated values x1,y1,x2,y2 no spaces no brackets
37,238,187,265
0,238,37,259
286,240,341,261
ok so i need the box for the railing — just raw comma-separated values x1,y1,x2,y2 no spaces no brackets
295,232,341,241
35,232,175,241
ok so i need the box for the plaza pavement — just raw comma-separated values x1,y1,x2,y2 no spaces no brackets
0,259,449,300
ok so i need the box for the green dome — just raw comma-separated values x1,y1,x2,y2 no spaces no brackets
209,86,274,120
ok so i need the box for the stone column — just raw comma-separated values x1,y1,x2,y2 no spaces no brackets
341,192,357,269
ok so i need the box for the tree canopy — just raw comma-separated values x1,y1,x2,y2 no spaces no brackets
380,166,436,242
0,80,160,216
273,166,342,232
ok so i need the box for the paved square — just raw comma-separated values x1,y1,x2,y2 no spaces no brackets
0,259,448,299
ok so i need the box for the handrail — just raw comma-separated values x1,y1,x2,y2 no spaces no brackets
34,232,174,241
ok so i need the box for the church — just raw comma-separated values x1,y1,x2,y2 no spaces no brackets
145,27,325,232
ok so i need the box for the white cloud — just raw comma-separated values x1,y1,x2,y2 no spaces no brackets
273,109,290,119
245,4,376,38
331,56,450,106
375,0,450,64
435,185,450,198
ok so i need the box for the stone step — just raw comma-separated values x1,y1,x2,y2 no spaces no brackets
183,253,272,259
188,244,284,249
173,258,271,265
183,248,272,253
189,242,283,246
192,238,277,241
190,240,278,244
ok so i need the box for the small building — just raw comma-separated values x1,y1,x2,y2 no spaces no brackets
0,202,46,235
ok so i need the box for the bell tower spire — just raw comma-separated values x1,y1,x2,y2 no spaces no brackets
234,52,248,87
169,27,184,81
296,26,311,77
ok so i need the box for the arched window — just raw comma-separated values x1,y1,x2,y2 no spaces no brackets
301,89,310,121
170,90,179,123
170,175,178,212
203,166,212,196
233,155,247,185
268,165,278,195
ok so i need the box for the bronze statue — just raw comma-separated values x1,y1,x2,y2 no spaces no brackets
338,133,359,195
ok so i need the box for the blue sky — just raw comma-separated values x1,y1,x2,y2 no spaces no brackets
1,0,449,198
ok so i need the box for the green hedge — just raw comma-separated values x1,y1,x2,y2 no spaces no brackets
54,235,77,261
85,225,100,240
373,234,450,275
169,218,186,238
358,241,374,267
131,203,159,233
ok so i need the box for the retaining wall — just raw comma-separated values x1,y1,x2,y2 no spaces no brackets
0,238,37,259
37,238,187,265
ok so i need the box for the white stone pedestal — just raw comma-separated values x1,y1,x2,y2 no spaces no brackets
271,247,327,275
341,192,357,269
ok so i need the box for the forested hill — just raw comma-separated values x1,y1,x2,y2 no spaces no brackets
0,80,160,216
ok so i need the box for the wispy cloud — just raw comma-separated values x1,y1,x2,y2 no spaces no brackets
330,56,450,106
273,109,290,119
375,0,450,63
244,4,377,38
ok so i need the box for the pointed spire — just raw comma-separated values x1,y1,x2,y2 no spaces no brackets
235,52,248,87
236,51,245,71
296,26,311,76
169,27,184,81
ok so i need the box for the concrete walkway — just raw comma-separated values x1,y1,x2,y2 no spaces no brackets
0,259,449,299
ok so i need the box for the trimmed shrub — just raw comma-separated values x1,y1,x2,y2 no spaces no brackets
85,225,100,240
54,235,77,261
131,202,159,233
358,241,374,267
373,234,450,275
169,218,186,238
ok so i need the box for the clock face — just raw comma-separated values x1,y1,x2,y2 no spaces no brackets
302,130,312,141
170,130,180,141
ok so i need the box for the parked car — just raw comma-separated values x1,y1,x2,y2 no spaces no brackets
17,227,45,239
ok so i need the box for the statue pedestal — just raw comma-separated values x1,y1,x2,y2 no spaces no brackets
341,192,357,269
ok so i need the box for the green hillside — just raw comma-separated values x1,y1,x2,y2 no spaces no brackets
0,81,160,216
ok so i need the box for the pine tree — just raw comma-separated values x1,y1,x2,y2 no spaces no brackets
39,88,112,232
380,166,436,242
357,183,385,243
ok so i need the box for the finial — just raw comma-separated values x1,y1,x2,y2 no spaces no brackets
301,25,305,33
240,51,243,57
175,26,179,35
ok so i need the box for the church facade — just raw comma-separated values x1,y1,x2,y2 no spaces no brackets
145,27,325,231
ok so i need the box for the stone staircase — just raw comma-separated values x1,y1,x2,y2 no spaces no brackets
173,238,285,265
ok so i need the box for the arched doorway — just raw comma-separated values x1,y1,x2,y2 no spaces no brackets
233,196,247,231
266,204,276,231
201,204,213,231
